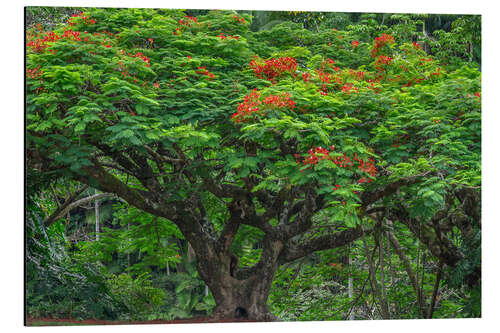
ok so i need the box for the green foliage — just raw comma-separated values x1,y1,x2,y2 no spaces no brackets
269,252,352,321
26,204,118,319
26,7,481,322
106,273,165,320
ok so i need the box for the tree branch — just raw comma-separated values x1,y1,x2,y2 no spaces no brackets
279,226,367,263
43,185,89,226
386,219,425,317
361,172,431,208
44,192,116,227
277,187,316,240
76,161,179,221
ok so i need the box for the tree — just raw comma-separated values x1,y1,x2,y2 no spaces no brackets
26,8,481,321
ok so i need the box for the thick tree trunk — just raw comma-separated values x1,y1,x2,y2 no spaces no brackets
197,257,279,321
209,274,277,321
189,236,281,321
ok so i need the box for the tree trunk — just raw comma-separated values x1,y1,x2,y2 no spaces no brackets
386,230,400,318
347,245,355,320
208,274,277,321
190,237,281,321
95,189,100,241
378,232,390,318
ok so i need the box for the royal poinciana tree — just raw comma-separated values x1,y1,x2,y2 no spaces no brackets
26,8,481,320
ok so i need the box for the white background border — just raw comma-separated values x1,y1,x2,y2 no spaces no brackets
2,0,497,332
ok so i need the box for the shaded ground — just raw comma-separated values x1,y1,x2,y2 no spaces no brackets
26,316,259,326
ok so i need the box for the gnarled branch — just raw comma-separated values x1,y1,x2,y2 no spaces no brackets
279,226,367,263
44,185,89,226
44,192,116,227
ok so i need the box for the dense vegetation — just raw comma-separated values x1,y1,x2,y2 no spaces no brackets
26,7,481,322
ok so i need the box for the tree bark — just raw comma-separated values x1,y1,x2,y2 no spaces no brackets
347,245,354,320
361,232,389,319
95,189,100,241
427,261,443,319
386,230,400,318
386,220,425,317
378,231,390,318
192,240,281,321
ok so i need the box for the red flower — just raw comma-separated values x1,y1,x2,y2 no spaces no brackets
352,40,359,48
249,57,297,81
371,33,395,58
374,55,393,71
232,90,296,123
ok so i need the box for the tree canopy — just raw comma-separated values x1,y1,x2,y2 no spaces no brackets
26,7,481,322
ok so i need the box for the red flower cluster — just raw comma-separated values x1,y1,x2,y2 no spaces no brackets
296,147,377,183
179,16,198,25
374,55,393,71
342,83,359,94
466,92,481,99
174,15,199,35
232,15,246,24
318,71,331,84
250,57,297,81
367,82,382,93
232,89,296,122
232,89,262,123
262,93,296,109
354,153,377,178
61,30,83,41
413,42,422,49
431,67,442,76
352,40,360,48
371,33,395,58
26,31,60,53
302,72,311,82
66,12,96,26
27,66,45,95
350,70,365,80
316,69,343,95
27,28,118,54
196,66,216,80
418,57,434,66
120,50,150,67
217,33,239,40
297,146,333,167
26,66,43,79
320,58,340,72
